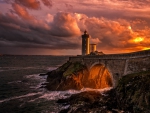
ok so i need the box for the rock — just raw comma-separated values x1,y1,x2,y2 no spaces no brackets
59,109,69,113
58,90,119,113
44,60,150,112
45,61,89,90
57,71,150,113
116,71,150,112
39,73,47,76
45,61,113,91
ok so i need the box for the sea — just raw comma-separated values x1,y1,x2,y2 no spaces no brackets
0,55,112,113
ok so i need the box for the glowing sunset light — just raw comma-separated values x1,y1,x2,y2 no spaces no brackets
133,37,144,43
76,13,81,19
1,0,150,55
128,26,132,30
89,64,113,89
143,47,150,50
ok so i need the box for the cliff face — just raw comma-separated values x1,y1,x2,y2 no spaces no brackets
58,90,118,113
116,71,150,112
46,61,88,90
46,61,113,90
45,61,150,112
58,71,150,113
89,64,113,89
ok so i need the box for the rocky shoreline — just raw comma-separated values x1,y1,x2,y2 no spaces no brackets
57,89,119,113
57,71,150,113
43,61,150,113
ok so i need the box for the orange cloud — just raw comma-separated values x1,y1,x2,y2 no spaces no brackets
71,13,150,53
15,0,40,10
12,3,34,20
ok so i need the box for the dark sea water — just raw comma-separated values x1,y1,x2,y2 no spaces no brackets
0,55,72,113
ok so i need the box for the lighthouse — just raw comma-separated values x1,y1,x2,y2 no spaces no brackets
82,30,90,55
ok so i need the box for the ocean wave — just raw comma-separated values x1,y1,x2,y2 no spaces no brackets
25,74,113,101
4,73,113,104
81,87,113,93
46,67,57,71
7,80,22,84
38,87,113,101
0,92,42,103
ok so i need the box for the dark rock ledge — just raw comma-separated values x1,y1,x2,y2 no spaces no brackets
57,90,120,113
57,70,150,113
42,61,150,113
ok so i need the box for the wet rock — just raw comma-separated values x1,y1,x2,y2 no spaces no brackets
44,60,150,112
45,61,88,90
39,73,47,76
45,61,112,91
59,109,69,113
116,71,150,112
58,90,119,113
57,71,150,113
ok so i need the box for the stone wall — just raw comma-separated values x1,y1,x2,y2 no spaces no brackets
126,57,150,75
69,50,150,87
105,59,126,86
69,50,150,61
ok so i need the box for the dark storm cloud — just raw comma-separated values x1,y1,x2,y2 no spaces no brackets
0,12,81,51
50,12,80,37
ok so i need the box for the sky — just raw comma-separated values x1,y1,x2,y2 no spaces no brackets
0,0,150,55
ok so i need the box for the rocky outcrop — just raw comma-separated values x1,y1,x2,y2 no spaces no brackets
45,61,89,90
116,71,150,112
58,71,150,113
45,61,113,90
58,90,120,113
43,60,150,112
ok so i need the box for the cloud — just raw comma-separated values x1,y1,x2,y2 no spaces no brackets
57,0,150,23
1,11,150,54
46,13,53,23
12,3,34,20
64,3,73,11
2,0,52,11
41,0,52,7
50,12,81,37
71,13,150,53
14,0,40,10
0,12,81,53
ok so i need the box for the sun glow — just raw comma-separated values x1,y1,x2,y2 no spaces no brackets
143,47,150,50
128,26,132,30
133,37,144,43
